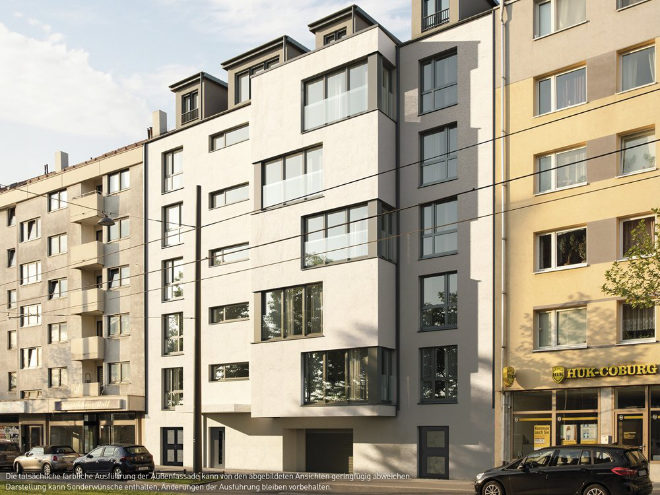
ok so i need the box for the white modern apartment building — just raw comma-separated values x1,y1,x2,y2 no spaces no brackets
144,0,495,479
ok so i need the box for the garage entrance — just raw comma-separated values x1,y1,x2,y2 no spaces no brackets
305,429,353,473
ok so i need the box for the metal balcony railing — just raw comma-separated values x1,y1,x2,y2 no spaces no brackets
181,108,199,124
422,8,449,31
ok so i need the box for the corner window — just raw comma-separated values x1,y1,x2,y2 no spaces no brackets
621,46,655,92
107,218,130,242
537,307,587,348
8,372,16,391
421,124,457,185
621,216,654,257
261,283,322,341
20,261,41,285
210,183,249,209
421,272,457,331
107,314,130,337
108,169,130,194
48,190,67,212
48,278,68,299
7,248,15,267
49,367,67,388
236,57,279,104
421,51,457,113
108,362,130,384
209,302,249,324
537,227,587,271
163,149,183,193
19,304,41,327
7,289,16,310
48,233,68,255
210,243,249,266
20,347,42,369
537,147,587,193
303,61,368,131
210,362,249,381
19,218,40,242
622,304,655,341
8,330,16,350
181,91,198,124
534,0,586,38
163,258,184,301
163,313,183,355
621,131,656,175
420,345,457,403
303,204,368,267
163,203,183,247
537,67,586,115
323,28,347,45
163,368,183,409
48,323,67,343
421,199,458,258
262,147,322,208
7,207,15,226
379,59,396,120
210,124,249,151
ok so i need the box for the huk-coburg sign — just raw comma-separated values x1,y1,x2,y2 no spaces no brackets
552,364,659,384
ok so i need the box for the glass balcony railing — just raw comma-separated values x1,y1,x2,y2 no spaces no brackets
304,230,368,267
262,170,322,208
303,85,368,131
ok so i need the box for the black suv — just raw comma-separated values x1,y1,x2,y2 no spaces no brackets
474,445,652,495
72,444,154,478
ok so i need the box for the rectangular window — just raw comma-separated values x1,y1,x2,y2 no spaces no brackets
163,368,183,409
537,307,587,348
7,248,15,267
236,58,279,104
163,149,183,193
421,125,457,185
618,0,646,7
421,199,458,257
210,362,249,381
181,91,198,124
20,304,41,327
537,147,587,193
7,289,16,309
378,203,397,263
48,278,68,299
163,258,184,300
537,228,587,270
210,183,249,209
108,362,130,384
421,272,458,331
20,347,42,369
621,131,656,175
210,124,249,151
379,60,396,120
108,169,130,194
210,243,249,266
621,46,655,91
422,0,450,30
261,283,322,340
537,67,586,115
107,314,130,337
48,233,68,255
421,51,457,114
22,390,42,399
7,207,15,226
48,323,67,343
107,218,130,242
621,216,654,257
163,313,183,355
534,0,586,37
8,372,16,391
49,367,67,388
19,218,40,242
8,330,16,349
162,427,183,466
48,190,67,211
262,147,322,208
622,304,655,341
303,61,368,130
420,345,458,403
323,28,347,45
163,203,183,246
107,266,130,289
210,302,249,324
20,261,41,285
303,204,368,267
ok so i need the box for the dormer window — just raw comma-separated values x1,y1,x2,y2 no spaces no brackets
236,57,280,104
323,28,347,46
423,0,449,31
181,91,198,124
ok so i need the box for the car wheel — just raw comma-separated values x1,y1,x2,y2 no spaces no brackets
14,463,22,474
73,465,84,477
584,484,609,495
482,480,505,495
112,466,123,480
42,463,52,476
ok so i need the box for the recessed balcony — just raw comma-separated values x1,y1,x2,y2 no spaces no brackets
71,241,104,270
70,336,105,361
70,288,105,315
70,192,103,225
70,382,101,397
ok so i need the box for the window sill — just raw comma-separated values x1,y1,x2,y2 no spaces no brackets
210,198,250,211
163,296,184,303
209,138,249,153
535,100,588,118
418,400,457,405
617,0,652,11
418,327,458,333
19,238,41,244
535,263,588,274
535,182,588,196
532,20,589,41
48,209,67,214
162,187,184,196
420,250,458,261
419,176,458,189
302,255,371,270
162,243,184,249
617,81,657,96
210,258,250,268
616,338,657,346
260,193,323,212
163,352,184,357
418,102,458,118
47,252,67,258
254,333,324,344
302,401,388,407
210,318,250,325
105,188,130,197
210,378,249,383
49,341,68,345
533,344,587,353
616,167,657,179
106,335,130,339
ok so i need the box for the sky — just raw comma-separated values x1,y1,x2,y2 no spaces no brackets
0,0,411,186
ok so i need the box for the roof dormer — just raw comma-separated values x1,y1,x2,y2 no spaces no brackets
308,5,378,49
169,72,228,129
412,0,497,39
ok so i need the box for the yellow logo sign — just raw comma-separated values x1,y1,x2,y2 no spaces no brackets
552,366,566,384
502,367,516,387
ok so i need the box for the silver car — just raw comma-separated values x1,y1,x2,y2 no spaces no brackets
14,445,79,475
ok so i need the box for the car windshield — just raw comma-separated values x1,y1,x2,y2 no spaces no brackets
126,446,149,455
0,444,18,452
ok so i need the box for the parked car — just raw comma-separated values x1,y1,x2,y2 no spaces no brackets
474,445,652,495
0,441,20,470
14,445,79,475
72,444,154,478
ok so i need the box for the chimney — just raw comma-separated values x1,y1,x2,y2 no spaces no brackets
152,110,167,138
54,151,69,172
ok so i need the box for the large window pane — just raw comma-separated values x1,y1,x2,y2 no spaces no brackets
538,78,552,114
557,308,586,346
555,0,586,31
556,68,586,110
622,132,656,174
555,148,587,189
556,229,586,266
622,304,655,341
421,273,457,331
622,47,655,91
420,345,458,403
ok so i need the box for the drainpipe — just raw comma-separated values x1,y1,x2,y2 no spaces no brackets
193,186,202,472
395,43,401,412
143,142,149,417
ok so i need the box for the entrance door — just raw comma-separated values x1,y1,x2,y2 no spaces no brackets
162,427,183,466
209,427,224,469
617,412,645,449
23,425,42,452
305,429,353,473
419,426,449,479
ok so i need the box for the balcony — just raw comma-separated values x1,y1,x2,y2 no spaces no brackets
70,336,105,361
303,85,367,131
181,108,199,124
70,241,104,270
422,9,449,31
70,288,105,315
70,192,103,225
70,382,101,397
262,170,323,208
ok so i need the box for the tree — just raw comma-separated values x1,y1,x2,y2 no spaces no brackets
602,210,660,308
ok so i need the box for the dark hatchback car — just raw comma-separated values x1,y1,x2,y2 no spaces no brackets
475,445,652,495
0,441,20,470
72,444,154,479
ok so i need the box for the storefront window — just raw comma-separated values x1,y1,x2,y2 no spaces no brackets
50,425,83,454
513,391,552,412
616,386,646,409
556,388,598,410
513,391,553,459
557,413,598,445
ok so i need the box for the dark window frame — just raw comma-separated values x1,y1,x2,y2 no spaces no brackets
209,362,249,382
419,49,458,115
209,302,249,324
420,272,458,331
260,282,323,341
419,345,458,404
